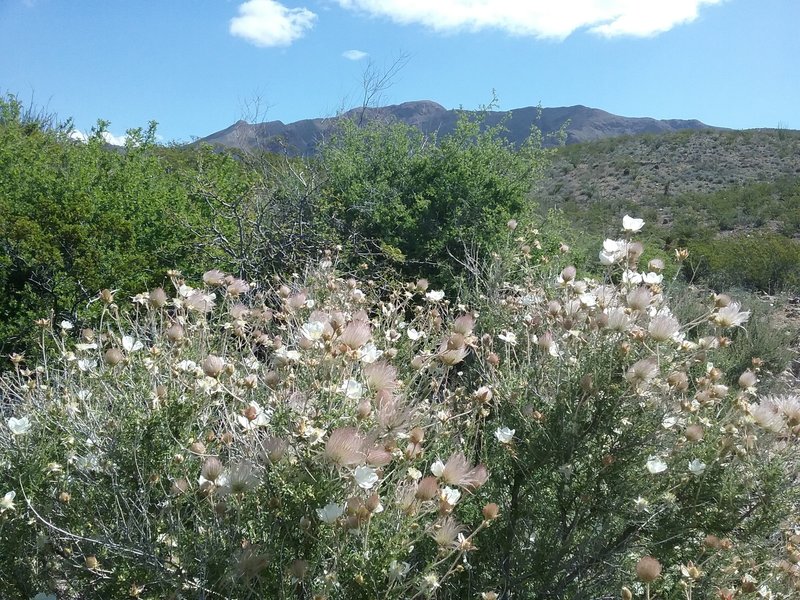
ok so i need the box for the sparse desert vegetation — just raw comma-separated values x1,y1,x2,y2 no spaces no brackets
1,94,799,599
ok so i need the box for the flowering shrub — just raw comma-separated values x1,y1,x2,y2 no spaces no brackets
1,218,798,599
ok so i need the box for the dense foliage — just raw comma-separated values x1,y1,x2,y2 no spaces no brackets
0,96,209,361
318,115,549,281
1,220,798,599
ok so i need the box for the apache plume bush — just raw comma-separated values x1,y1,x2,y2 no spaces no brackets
0,217,797,600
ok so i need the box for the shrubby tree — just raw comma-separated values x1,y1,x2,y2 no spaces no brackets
183,142,330,282
317,111,551,282
0,95,207,361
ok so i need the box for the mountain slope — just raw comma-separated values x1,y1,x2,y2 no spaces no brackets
197,100,716,155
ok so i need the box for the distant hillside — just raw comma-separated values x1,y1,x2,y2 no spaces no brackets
535,128,800,235
197,100,717,155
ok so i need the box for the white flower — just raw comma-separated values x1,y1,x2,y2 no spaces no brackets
622,270,643,285
578,293,596,307
622,214,644,232
176,359,198,372
688,459,707,475
440,486,461,506
599,249,617,266
603,238,620,253
406,327,425,341
425,290,445,302
713,302,750,328
354,465,379,490
177,283,194,297
122,335,144,352
407,467,423,481
494,426,515,444
237,401,271,430
302,426,326,445
77,358,97,372
358,342,383,363
633,496,650,512
388,560,411,583
274,347,301,363
430,459,445,477
498,331,517,345
300,320,325,341
642,272,663,285
74,342,97,351
316,502,345,524
646,456,668,474
1,491,15,512
661,416,678,429
7,416,31,435
339,379,364,400
421,573,440,593
59,320,74,330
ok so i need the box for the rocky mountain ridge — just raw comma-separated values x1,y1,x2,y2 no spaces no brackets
197,100,717,155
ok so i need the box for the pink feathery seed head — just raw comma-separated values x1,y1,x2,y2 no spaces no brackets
625,357,659,386
430,515,466,548
149,287,168,308
648,314,680,342
606,308,631,333
201,456,224,482
376,396,412,433
185,291,215,313
261,437,289,464
667,371,689,391
537,331,556,352
627,241,644,262
442,452,488,490
203,269,226,286
202,354,225,378
286,291,307,310
626,287,652,312
338,319,371,350
366,445,394,467
415,476,440,501
363,361,398,393
325,427,366,467
227,278,251,297
453,313,476,336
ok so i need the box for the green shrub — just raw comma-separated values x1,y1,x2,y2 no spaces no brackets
2,217,797,599
0,95,207,363
317,112,550,284
686,233,800,293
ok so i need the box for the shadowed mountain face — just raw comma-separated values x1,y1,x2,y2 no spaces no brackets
197,100,717,155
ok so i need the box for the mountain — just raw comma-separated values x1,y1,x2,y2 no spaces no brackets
197,100,717,155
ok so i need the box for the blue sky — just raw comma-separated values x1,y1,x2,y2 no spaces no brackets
1,0,797,143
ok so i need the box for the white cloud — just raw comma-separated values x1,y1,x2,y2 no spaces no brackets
68,130,127,146
230,0,317,47
342,49,369,60
101,131,128,146
333,0,725,39
68,130,89,143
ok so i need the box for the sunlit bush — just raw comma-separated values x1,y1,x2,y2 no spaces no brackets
2,218,798,599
